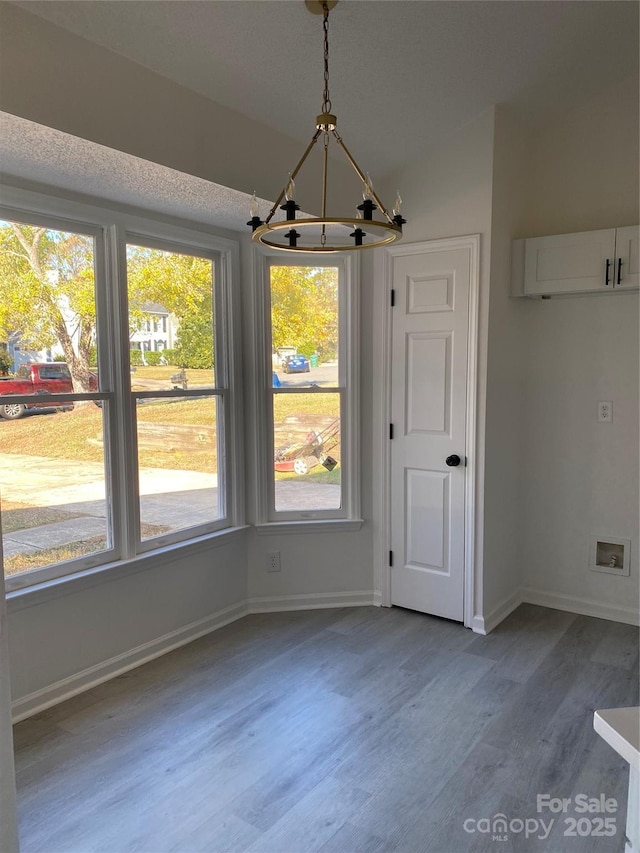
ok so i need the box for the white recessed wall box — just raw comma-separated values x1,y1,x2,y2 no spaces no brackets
589,535,631,576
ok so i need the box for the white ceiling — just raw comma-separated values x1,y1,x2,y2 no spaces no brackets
10,0,639,177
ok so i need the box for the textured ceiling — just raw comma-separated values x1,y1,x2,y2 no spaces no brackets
0,112,261,232
9,0,639,177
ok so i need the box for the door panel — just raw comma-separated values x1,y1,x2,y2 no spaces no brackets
523,229,615,295
390,244,471,621
407,274,454,313
406,333,450,435
615,226,639,289
405,468,448,572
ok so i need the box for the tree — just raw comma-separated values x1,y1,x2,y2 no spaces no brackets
0,349,12,376
174,294,214,369
270,266,339,360
0,222,96,391
0,223,215,389
125,245,214,367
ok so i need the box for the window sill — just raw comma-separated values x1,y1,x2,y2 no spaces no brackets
6,525,250,614
254,519,364,536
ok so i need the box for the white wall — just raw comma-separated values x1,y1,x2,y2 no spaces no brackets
521,76,639,238
519,75,640,623
0,3,360,216
8,534,249,716
376,109,496,622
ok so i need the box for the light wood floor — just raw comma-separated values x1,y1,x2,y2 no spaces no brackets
13,604,639,853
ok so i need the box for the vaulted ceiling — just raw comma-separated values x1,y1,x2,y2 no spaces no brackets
9,0,639,177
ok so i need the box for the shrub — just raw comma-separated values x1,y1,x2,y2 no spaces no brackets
0,350,13,376
174,307,214,369
144,351,162,366
162,348,178,365
129,348,144,366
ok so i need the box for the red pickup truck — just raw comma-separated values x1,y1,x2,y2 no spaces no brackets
0,363,98,420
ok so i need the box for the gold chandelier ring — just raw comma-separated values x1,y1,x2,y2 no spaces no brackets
253,218,403,253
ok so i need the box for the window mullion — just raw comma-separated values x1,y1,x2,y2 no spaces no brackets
110,224,140,560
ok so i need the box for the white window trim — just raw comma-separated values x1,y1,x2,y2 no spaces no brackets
121,232,232,554
1,186,243,593
252,248,361,530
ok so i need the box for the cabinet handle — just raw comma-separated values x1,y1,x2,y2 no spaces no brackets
604,258,611,286
616,258,622,285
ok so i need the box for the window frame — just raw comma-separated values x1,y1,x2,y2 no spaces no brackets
123,232,230,554
1,187,243,593
253,250,361,530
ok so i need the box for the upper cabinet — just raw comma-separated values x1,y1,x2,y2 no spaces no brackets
512,226,639,297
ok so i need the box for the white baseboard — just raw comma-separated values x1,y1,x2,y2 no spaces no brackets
11,600,248,723
471,586,640,634
472,590,523,635
521,587,640,627
248,590,376,613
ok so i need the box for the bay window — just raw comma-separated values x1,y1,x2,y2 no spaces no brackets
0,190,241,591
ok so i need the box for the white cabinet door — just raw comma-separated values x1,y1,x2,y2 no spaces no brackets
614,226,639,289
523,229,616,296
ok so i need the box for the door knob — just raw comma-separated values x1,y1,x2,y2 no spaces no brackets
445,454,461,467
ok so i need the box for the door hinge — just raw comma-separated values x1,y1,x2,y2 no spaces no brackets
390,288,396,307
389,550,394,567
389,423,394,440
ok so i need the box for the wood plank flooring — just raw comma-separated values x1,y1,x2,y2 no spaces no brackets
12,604,639,853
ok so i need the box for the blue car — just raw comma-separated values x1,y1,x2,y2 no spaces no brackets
282,354,310,374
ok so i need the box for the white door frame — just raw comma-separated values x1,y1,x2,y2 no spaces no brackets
372,235,481,628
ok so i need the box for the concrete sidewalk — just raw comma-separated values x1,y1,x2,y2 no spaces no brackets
0,453,219,558
1,453,340,560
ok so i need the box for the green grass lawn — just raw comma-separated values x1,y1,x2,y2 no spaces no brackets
0,501,90,533
3,523,170,576
131,365,215,385
0,376,341,481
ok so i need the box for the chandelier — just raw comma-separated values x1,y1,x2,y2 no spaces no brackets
248,0,406,253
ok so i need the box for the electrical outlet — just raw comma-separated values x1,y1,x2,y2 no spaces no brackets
266,551,281,572
598,401,613,423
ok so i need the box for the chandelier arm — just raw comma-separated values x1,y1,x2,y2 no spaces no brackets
264,129,322,224
321,132,329,249
321,133,329,219
331,129,395,225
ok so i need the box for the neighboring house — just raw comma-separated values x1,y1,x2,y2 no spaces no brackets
129,302,178,356
6,331,54,372
6,289,88,370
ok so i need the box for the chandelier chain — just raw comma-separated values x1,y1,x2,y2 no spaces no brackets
321,2,332,114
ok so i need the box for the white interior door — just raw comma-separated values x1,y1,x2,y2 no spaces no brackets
390,241,472,621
